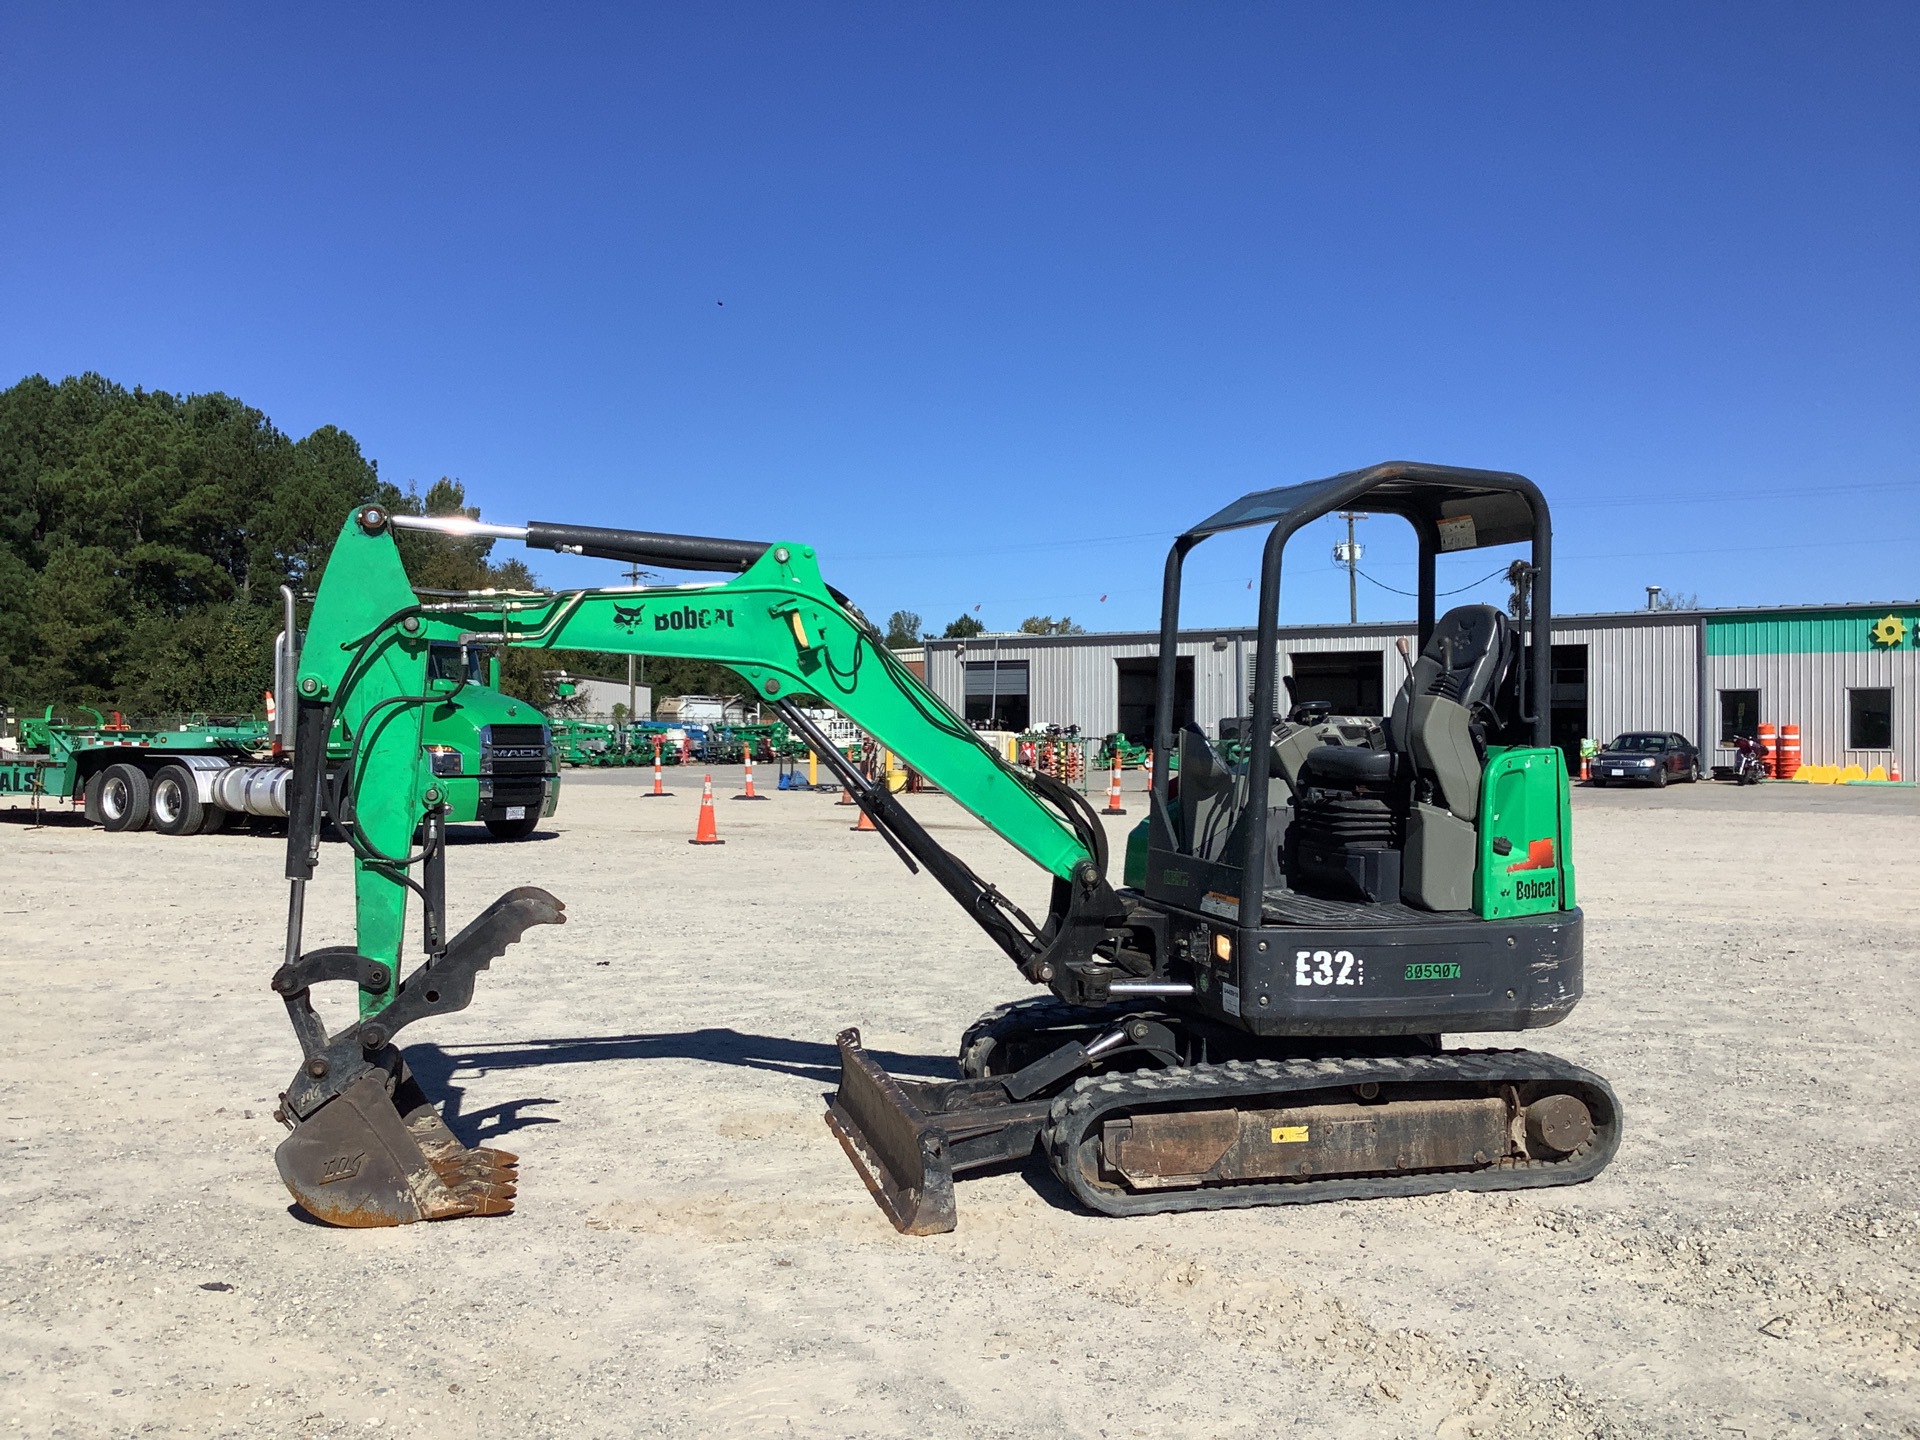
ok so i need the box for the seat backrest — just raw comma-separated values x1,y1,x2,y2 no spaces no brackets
1389,605,1515,821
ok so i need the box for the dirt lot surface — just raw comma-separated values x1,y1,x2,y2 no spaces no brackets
3,770,1917,1439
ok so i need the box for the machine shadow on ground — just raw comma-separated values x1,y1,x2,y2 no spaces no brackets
405,1029,955,1148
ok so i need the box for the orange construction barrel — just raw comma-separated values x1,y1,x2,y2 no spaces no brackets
1757,723,1776,777
1776,724,1801,779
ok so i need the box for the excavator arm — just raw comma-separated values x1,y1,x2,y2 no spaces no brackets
269,505,1145,1227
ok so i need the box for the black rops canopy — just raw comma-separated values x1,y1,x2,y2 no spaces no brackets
1153,461,1555,919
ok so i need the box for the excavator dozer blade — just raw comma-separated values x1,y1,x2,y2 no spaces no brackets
825,1027,958,1236
275,1062,519,1227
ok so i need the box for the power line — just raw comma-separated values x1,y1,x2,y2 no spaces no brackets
1355,564,1511,598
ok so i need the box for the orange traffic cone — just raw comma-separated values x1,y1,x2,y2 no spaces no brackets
851,804,876,833
1893,757,1903,782
836,784,857,806
644,736,673,797
689,774,724,845
1101,754,1127,816
733,743,767,800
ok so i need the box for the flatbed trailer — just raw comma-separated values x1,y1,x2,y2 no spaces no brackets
2,588,561,839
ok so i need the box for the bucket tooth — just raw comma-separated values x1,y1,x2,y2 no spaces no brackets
824,1028,958,1236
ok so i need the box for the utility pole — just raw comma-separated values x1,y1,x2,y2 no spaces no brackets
1334,512,1368,624
625,563,647,722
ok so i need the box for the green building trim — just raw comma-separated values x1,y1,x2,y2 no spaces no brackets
1706,609,1918,657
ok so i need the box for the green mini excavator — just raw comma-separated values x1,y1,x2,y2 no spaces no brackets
269,461,1619,1231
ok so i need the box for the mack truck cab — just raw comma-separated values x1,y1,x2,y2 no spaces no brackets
414,641,559,839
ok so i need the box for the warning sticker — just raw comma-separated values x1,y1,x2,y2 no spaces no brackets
1437,514,1478,552
1199,891,1239,920
1270,1126,1310,1144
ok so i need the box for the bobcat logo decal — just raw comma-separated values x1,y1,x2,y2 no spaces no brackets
613,604,647,631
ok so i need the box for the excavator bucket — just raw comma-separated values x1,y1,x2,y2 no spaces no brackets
825,1028,959,1235
274,1060,520,1227
271,886,566,1227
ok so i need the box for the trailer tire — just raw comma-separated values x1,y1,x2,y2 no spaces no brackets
150,764,207,836
483,813,540,840
82,771,106,825
98,763,151,832
197,803,228,835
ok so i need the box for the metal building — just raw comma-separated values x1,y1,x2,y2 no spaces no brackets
924,602,1918,773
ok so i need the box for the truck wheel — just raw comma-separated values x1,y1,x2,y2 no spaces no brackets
82,771,106,825
98,763,152,832
197,803,228,835
150,765,207,835
483,813,540,840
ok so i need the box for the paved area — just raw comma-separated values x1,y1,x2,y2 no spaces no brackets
2,769,1916,1438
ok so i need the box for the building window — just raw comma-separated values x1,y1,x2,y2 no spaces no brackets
963,659,1029,732
1849,688,1893,750
1718,690,1760,744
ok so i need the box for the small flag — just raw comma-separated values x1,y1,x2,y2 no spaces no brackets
1099,594,1107,602
973,603,981,612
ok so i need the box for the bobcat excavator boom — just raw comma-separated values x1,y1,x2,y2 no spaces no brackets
270,463,1620,1233
269,504,1133,1225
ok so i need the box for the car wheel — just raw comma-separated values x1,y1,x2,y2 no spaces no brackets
97,762,152,832
150,764,207,836
1653,765,1668,788
1685,760,1699,783
1591,776,1607,787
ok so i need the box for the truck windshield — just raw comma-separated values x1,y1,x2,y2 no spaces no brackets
427,644,488,686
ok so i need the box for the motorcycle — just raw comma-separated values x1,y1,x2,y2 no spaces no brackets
1733,734,1768,786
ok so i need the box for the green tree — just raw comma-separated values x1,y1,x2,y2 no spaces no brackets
883,609,922,648
1018,615,1084,635
942,613,985,639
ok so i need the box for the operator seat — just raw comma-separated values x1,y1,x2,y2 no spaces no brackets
1389,604,1516,911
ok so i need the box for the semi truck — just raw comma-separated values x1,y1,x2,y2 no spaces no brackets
0,587,558,839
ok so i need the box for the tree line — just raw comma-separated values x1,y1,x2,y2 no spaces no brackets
0,372,747,719
0,372,1092,722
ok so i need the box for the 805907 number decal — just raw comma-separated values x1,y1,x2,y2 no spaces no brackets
1295,949,1364,987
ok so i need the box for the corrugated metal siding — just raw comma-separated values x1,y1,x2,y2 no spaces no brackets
1553,619,1700,749
1710,646,1919,769
926,609,1918,772
931,628,1418,737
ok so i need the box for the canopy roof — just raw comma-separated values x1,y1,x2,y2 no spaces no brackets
1185,460,1545,552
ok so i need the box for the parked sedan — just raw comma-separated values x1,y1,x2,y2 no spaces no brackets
1591,732,1700,787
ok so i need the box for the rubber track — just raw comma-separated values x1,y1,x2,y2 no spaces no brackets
1045,1049,1622,1217
956,995,1125,1079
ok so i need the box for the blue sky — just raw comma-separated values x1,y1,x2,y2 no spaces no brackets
3,4,1915,632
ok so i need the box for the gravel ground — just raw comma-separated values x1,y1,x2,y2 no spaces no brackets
2,769,1916,1439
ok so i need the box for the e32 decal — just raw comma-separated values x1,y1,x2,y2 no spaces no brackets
1295,949,1364,987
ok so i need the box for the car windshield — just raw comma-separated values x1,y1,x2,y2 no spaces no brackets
1610,734,1667,752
